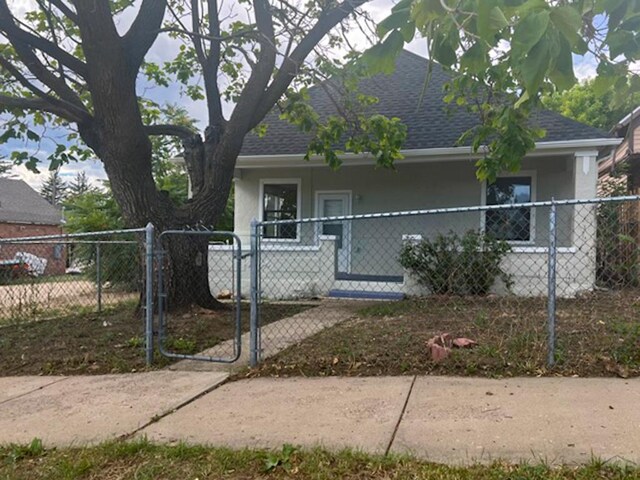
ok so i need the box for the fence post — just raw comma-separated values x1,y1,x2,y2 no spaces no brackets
249,218,259,367
96,243,102,313
145,222,155,366
547,200,557,367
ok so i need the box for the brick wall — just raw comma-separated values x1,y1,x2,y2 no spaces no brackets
0,223,66,276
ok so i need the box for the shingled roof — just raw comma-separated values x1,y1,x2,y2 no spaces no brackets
240,50,609,157
0,178,63,225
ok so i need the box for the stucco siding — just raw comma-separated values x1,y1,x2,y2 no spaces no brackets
225,153,598,298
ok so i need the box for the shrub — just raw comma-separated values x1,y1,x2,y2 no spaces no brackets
399,230,512,296
596,202,640,289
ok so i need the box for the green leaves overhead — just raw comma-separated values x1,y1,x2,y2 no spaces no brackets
279,61,407,170
363,0,640,180
360,31,406,75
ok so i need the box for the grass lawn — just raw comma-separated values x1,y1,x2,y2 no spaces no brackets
1,439,638,479
247,291,640,378
0,302,310,376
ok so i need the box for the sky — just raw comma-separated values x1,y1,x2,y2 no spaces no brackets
0,1,603,190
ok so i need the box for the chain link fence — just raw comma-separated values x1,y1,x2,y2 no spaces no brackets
156,229,244,363
249,196,640,377
0,228,151,376
0,230,143,323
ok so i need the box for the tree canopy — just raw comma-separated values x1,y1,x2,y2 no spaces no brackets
544,79,640,131
359,0,640,180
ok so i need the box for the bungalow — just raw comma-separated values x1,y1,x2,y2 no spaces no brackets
0,178,65,276
209,51,620,299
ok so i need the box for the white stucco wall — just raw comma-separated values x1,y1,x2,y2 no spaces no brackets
216,152,599,299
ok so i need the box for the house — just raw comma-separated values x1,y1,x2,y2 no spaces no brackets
0,178,66,276
598,106,640,194
209,51,620,298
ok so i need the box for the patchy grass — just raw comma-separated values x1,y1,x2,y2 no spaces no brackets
0,302,309,376
248,291,640,378
1,439,639,479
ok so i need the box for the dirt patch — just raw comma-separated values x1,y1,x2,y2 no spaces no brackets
248,291,640,378
0,279,136,323
0,302,310,376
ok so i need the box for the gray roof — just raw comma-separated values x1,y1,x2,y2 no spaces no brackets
241,50,609,156
0,178,63,225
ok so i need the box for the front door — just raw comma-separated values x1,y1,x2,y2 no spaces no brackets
317,192,351,273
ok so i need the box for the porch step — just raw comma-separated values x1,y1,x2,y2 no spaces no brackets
327,289,405,300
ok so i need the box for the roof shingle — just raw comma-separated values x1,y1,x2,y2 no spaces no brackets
0,178,63,225
240,50,609,156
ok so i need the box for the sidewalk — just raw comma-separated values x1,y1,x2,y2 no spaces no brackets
0,373,638,465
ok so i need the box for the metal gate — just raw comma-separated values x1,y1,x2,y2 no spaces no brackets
156,229,243,363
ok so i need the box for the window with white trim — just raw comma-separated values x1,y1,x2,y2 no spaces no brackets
262,182,299,239
485,176,532,242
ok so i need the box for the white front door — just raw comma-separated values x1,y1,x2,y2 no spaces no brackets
317,192,351,273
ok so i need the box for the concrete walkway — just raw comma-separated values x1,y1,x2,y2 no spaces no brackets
0,374,638,465
168,300,360,373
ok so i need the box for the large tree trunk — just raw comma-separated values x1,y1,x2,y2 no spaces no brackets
159,234,227,311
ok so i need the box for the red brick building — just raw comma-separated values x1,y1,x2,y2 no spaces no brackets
0,178,65,276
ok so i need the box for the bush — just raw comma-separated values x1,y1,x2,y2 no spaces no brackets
596,202,640,289
399,230,512,296
64,191,140,291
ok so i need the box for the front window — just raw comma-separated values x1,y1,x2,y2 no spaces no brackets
485,176,532,242
262,182,299,239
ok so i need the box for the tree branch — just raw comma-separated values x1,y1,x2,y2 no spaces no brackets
122,0,167,71
0,94,83,121
227,0,276,132
0,56,90,122
144,124,196,139
0,1,87,77
47,0,78,23
204,0,224,125
251,0,369,128
191,0,207,65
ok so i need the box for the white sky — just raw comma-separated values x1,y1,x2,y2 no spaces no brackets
0,1,602,189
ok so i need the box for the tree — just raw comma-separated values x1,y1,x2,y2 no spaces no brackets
363,0,640,180
67,171,93,197
0,157,14,177
0,1,638,309
543,79,640,132
40,169,67,206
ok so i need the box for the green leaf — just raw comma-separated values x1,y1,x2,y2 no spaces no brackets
520,36,550,94
512,10,550,58
377,0,415,41
360,30,405,75
26,130,40,141
410,0,445,27
548,36,576,91
550,6,583,48
432,32,457,67
489,6,509,31
606,30,636,59
460,43,488,74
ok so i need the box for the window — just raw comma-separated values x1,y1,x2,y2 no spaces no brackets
485,176,532,242
261,181,300,239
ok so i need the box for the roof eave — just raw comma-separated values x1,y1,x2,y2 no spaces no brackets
236,138,622,169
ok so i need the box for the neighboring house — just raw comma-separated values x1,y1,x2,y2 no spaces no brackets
210,51,620,298
598,106,640,194
0,178,66,276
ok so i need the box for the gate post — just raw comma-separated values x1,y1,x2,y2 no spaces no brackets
249,218,260,367
547,200,557,367
145,222,155,366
